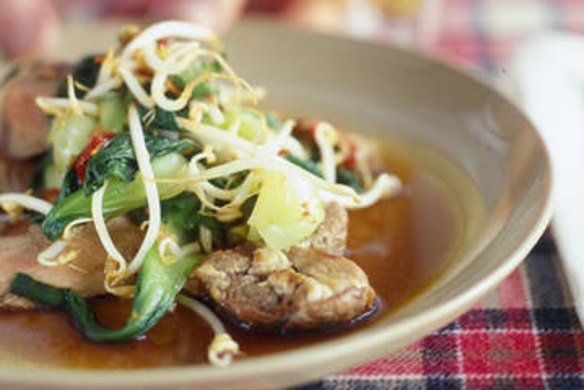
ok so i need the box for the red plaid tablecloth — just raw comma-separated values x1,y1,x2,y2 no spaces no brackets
244,1,584,389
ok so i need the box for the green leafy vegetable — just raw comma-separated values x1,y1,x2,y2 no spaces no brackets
9,273,66,308
170,59,221,99
196,214,226,247
240,195,257,221
58,167,82,201
138,105,184,132
42,153,190,240
283,155,364,192
99,92,126,133
219,108,265,141
265,112,283,131
56,54,102,98
283,154,324,178
160,192,201,231
161,193,226,247
248,171,324,250
9,231,201,343
336,167,363,193
84,132,194,195
49,112,97,179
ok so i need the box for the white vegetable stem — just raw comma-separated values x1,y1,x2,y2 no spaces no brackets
0,193,53,215
126,105,162,276
187,154,358,199
259,120,295,155
144,42,200,74
119,68,155,108
37,240,68,267
36,97,99,116
121,21,218,62
178,118,257,158
320,173,402,209
91,182,127,276
84,77,122,100
177,295,240,367
314,122,338,183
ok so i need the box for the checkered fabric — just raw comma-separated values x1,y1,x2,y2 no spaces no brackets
320,235,584,389
295,235,584,390
244,1,584,389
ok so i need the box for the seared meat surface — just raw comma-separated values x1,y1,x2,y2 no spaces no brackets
192,203,376,330
1,61,69,159
0,62,69,192
0,159,38,193
194,245,375,330
0,218,143,310
296,202,348,256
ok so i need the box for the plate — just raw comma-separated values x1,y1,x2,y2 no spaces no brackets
0,19,552,389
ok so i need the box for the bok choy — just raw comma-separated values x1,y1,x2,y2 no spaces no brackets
1,21,402,365
10,223,200,342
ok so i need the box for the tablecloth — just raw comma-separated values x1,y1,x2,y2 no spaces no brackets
244,1,584,388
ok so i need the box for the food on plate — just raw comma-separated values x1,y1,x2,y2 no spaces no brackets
0,21,402,366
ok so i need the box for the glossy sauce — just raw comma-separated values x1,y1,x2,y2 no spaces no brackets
0,139,480,369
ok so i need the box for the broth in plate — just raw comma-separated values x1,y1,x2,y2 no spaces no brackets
0,136,484,369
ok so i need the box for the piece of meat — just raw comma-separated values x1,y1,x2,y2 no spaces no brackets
296,202,348,256
190,202,373,330
0,217,143,310
0,62,70,191
0,158,38,193
0,61,70,159
184,201,348,295
192,245,375,330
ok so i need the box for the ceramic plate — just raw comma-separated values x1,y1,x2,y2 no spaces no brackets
0,19,552,389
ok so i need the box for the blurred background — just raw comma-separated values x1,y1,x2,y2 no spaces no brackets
1,0,579,74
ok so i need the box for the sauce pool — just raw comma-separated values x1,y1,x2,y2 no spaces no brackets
0,139,481,369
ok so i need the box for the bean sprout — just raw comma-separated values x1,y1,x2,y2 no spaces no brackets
177,295,240,367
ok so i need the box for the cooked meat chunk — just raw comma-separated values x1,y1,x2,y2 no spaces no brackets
1,61,69,159
193,245,375,330
0,217,142,310
188,202,372,330
286,247,375,328
0,62,68,192
0,158,38,193
297,202,348,256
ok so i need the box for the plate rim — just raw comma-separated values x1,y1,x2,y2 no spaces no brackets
0,18,553,388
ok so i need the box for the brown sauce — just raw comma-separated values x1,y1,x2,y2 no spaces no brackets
0,139,481,369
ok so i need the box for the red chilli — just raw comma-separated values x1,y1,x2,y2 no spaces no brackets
74,132,116,183
342,143,358,170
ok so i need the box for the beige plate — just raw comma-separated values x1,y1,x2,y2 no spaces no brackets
0,19,552,389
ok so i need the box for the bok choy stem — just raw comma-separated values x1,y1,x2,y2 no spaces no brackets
42,153,189,240
9,224,200,343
